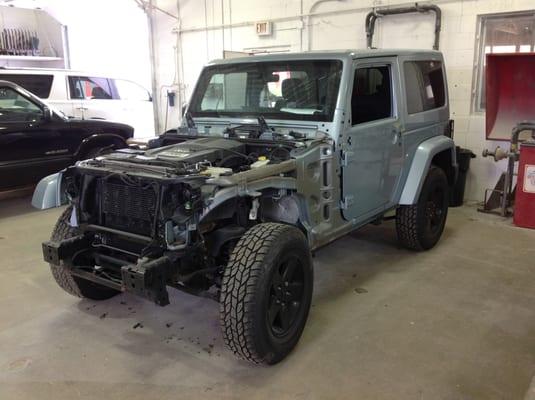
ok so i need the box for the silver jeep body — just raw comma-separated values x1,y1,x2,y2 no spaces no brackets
35,49,456,250
32,49,457,364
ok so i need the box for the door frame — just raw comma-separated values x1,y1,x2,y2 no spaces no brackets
340,56,404,222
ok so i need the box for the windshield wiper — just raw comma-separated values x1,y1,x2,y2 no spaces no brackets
177,112,199,135
223,115,273,139
185,112,196,129
257,116,270,137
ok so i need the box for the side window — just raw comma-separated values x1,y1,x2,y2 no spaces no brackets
404,61,445,114
68,76,113,100
114,79,151,101
0,87,43,122
0,74,54,98
351,65,392,125
68,76,84,99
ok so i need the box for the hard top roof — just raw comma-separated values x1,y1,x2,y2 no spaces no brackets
208,48,443,65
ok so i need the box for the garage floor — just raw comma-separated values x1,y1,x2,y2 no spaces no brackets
0,197,534,400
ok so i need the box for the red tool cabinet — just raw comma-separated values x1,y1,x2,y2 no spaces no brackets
514,142,535,229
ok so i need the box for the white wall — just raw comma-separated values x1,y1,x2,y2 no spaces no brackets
151,0,534,201
30,0,152,90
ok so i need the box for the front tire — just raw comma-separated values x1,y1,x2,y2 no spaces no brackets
49,206,119,300
220,223,313,364
396,166,449,251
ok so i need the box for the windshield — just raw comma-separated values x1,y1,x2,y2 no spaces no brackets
189,60,343,122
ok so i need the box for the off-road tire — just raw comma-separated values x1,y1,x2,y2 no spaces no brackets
220,223,313,364
396,166,449,251
49,206,119,300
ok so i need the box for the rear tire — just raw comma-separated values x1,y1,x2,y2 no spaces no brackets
49,206,119,300
396,166,449,251
220,223,313,364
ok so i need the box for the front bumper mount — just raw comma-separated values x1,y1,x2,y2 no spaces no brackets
42,237,170,306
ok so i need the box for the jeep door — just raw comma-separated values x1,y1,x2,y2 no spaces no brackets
341,57,404,221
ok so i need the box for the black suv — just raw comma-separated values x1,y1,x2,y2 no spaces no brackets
0,80,134,192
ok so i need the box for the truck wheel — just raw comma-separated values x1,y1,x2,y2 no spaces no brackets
396,166,449,251
49,206,119,300
220,223,313,364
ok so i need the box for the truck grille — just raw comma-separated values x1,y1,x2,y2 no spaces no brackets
101,181,157,236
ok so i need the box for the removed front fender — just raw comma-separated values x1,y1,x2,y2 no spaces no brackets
31,172,67,209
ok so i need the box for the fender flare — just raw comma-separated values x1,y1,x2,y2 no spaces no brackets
74,133,128,160
31,171,66,209
399,135,457,205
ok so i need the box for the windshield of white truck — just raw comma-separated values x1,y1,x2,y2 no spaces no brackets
189,60,343,122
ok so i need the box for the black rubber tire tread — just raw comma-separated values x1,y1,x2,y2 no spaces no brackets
220,222,312,364
396,203,421,251
49,206,119,300
50,207,84,297
396,166,448,251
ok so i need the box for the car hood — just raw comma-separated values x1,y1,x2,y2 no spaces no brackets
65,118,134,135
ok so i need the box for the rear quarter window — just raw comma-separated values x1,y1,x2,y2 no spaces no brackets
0,74,54,98
404,61,445,114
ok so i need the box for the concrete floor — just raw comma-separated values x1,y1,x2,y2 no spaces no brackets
0,197,534,400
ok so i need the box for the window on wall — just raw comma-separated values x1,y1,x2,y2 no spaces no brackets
474,11,535,112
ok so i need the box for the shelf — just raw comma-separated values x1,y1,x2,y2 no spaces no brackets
0,55,63,61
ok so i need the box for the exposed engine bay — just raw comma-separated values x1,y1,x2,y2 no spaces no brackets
94,136,294,177
49,135,307,305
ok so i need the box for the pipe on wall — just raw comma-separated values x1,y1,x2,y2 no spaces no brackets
147,0,161,134
365,2,442,50
306,0,345,51
174,0,459,35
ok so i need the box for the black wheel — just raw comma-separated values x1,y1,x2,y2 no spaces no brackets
220,223,313,364
396,166,449,251
49,206,119,300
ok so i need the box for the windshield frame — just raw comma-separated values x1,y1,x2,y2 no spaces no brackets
188,59,343,123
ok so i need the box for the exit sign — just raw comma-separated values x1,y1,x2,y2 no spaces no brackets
255,21,272,36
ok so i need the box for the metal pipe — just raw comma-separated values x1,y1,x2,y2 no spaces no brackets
85,224,153,243
174,0,457,36
306,0,344,51
147,0,162,134
95,253,131,266
70,269,123,291
365,3,442,50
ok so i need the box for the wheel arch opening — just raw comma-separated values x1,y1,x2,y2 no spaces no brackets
431,148,456,186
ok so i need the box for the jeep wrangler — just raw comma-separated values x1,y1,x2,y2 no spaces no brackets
33,49,457,364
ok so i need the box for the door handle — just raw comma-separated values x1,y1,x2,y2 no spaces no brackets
76,106,88,110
